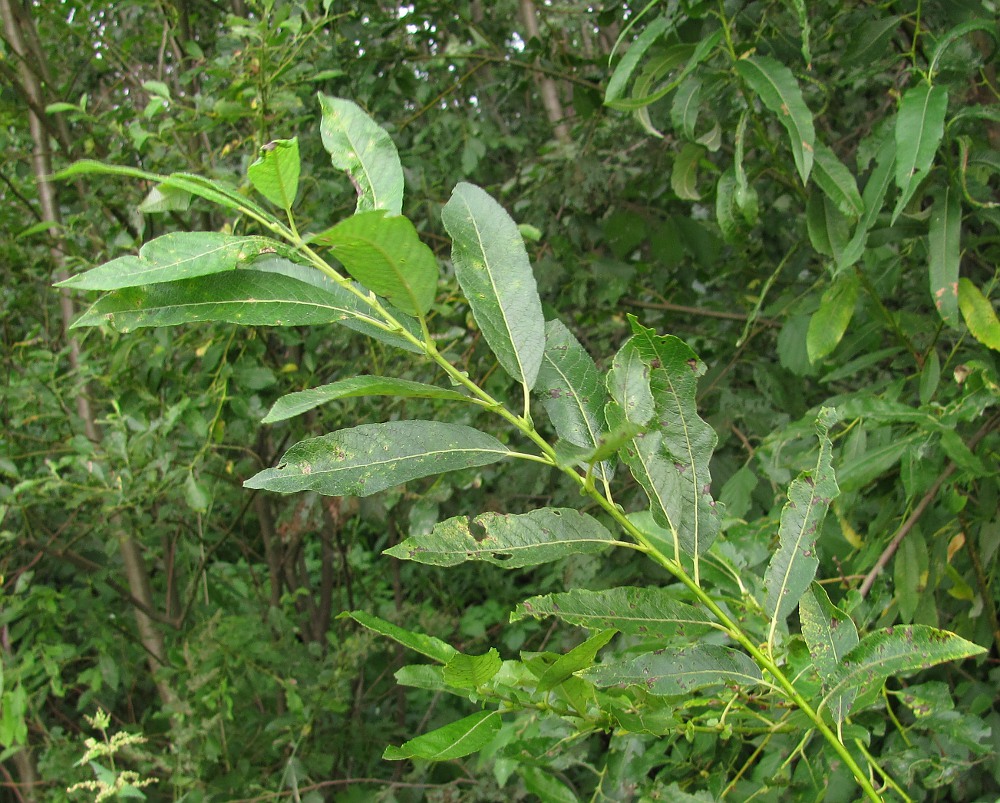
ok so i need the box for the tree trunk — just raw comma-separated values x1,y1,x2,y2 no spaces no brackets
519,0,571,144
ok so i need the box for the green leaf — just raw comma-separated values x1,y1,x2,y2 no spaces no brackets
807,273,858,363
671,143,704,200
521,767,580,803
245,421,509,496
318,95,403,215
806,192,850,262
263,377,470,424
824,626,987,713
928,20,999,81
383,710,501,761
339,610,456,663
538,629,617,693
763,408,840,644
57,232,281,290
605,16,670,107
892,84,948,222
836,432,922,492
812,142,863,220
312,210,438,316
535,320,611,479
384,508,617,568
799,583,858,723
736,54,816,184
838,135,895,270
183,472,210,514
671,75,701,140
511,587,714,640
248,137,300,210
919,349,941,405
442,183,545,388
442,649,502,690
958,278,1000,351
581,645,762,695
928,186,962,328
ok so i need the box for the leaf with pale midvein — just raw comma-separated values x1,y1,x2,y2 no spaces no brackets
800,583,858,723
319,94,404,216
244,421,508,497
248,137,300,210
823,625,986,716
812,141,864,220
443,649,502,690
252,257,422,352
763,408,840,644
442,182,545,388
838,135,895,270
311,210,437,317
262,377,471,424
70,269,374,331
807,272,858,363
511,587,714,640
958,278,1000,351
537,630,617,693
383,711,501,761
581,645,762,695
535,320,611,480
928,185,962,328
735,54,816,184
892,84,948,222
384,508,616,568
339,610,456,663
606,337,655,426
626,317,723,557
57,232,282,290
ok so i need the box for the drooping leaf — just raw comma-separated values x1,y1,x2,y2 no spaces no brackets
671,75,701,140
245,421,508,496
892,84,948,222
57,232,282,290
384,508,617,568
537,630,617,693
604,16,670,107
807,273,859,363
383,711,501,761
511,587,715,640
735,54,816,184
535,320,611,479
958,278,1000,351
671,143,704,200
812,141,864,219
318,94,404,215
311,210,438,316
248,137,300,210
581,645,762,695
763,408,840,644
442,649,502,690
339,610,456,663
928,186,962,328
823,626,986,714
928,20,999,80
262,377,471,424
806,192,850,262
799,583,859,722
441,182,545,388
839,135,896,270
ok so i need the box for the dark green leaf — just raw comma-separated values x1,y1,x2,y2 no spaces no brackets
383,711,501,761
248,137,300,209
839,135,895,270
581,645,762,695
605,16,670,106
893,85,948,222
671,143,704,200
928,186,962,328
442,183,545,388
384,508,616,568
245,421,508,496
813,142,863,219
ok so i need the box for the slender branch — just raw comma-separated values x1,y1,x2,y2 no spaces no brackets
624,297,780,326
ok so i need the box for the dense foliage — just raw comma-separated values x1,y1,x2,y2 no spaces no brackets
2,1,999,801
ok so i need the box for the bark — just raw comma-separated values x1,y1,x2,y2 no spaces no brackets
519,0,571,144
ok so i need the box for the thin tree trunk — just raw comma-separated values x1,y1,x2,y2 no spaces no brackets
519,0,571,144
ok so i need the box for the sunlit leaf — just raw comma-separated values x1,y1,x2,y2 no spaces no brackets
248,137,300,210
339,610,456,663
443,649,502,690
537,630,617,693
807,273,858,363
958,278,1000,351
383,711,501,761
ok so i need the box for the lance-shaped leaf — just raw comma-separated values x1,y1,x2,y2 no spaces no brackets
443,649,502,690
799,583,858,722
383,710,501,761
57,232,281,290
812,141,863,220
319,94,403,216
511,587,714,640
384,508,616,568
736,54,816,184
537,630,617,693
245,421,509,497
958,278,1000,351
339,610,456,663
581,645,762,695
605,15,670,107
442,182,545,388
928,186,962,328
892,84,948,222
311,210,438,317
807,272,858,363
839,135,895,270
248,137,300,210
764,408,840,645
263,377,471,424
823,625,986,716
535,320,611,480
